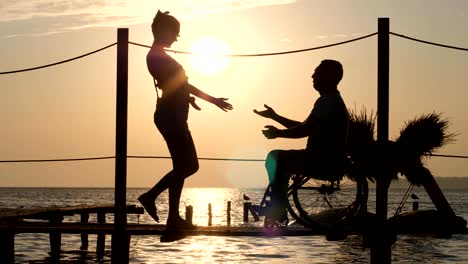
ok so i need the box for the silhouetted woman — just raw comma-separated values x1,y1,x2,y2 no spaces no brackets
138,10,233,229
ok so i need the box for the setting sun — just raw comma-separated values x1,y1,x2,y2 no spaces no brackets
190,36,231,75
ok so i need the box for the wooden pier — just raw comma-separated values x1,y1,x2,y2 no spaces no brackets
0,204,143,263
0,203,467,263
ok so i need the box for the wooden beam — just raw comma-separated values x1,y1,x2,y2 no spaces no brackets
0,204,143,221
112,27,129,263
371,17,392,264
1,222,466,236
0,230,14,263
49,214,64,259
97,211,106,259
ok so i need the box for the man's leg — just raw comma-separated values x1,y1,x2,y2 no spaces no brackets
265,149,306,218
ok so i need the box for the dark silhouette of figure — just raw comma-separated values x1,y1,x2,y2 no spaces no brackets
254,60,349,222
139,10,233,230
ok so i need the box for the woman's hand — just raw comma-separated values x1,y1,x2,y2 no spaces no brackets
213,97,233,112
262,125,280,139
189,96,202,110
253,104,276,119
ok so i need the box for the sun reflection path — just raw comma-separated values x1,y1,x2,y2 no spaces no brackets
182,188,244,227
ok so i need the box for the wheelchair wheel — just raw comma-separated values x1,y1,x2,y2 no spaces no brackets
287,173,368,229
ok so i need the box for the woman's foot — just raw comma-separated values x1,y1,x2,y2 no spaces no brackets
138,193,159,223
166,217,196,231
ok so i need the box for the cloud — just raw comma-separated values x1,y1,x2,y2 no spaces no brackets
0,0,296,26
179,0,296,18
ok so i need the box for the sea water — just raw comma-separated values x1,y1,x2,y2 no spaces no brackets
0,187,467,263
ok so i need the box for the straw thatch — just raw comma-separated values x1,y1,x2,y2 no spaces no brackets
346,110,455,185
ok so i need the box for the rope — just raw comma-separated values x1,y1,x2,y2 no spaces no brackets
1,153,467,163
0,156,115,163
428,154,468,159
0,156,265,163
129,32,378,57
0,43,117,75
127,155,265,162
390,32,468,51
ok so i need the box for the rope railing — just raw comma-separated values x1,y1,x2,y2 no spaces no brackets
0,29,467,164
0,33,377,76
0,43,117,75
0,156,115,163
1,31,466,76
127,155,265,162
0,153,467,163
390,32,468,51
429,154,468,159
129,32,378,56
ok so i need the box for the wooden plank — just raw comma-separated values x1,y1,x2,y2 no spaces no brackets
3,222,465,237
0,204,143,220
0,222,321,236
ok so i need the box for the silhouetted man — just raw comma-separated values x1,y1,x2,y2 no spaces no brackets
254,59,349,223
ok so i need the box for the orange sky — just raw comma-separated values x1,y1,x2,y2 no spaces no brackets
1,0,468,187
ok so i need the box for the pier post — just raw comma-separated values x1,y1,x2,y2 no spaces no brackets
97,211,106,259
243,202,250,222
371,17,392,264
112,27,129,263
208,203,212,226
80,213,89,250
49,214,64,258
227,201,231,226
0,230,14,263
185,205,193,224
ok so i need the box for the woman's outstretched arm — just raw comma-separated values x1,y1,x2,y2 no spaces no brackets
187,83,233,112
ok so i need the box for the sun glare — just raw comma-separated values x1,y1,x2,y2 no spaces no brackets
190,37,230,75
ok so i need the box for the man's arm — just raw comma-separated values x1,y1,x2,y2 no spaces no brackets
253,104,301,128
262,114,320,139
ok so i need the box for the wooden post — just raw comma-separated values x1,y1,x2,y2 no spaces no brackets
0,230,15,263
422,176,455,217
97,211,106,259
243,202,250,222
208,203,212,226
112,27,129,264
80,213,89,250
185,205,193,224
49,214,64,258
227,201,231,226
371,17,392,264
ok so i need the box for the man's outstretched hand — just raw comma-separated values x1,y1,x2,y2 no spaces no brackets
262,125,280,139
253,104,276,119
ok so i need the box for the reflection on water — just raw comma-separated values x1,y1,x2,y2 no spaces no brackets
0,187,467,263
132,235,371,264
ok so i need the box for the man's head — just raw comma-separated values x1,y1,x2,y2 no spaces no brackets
152,10,180,47
312,60,343,92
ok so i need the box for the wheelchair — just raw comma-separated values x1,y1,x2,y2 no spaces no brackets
250,156,368,230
